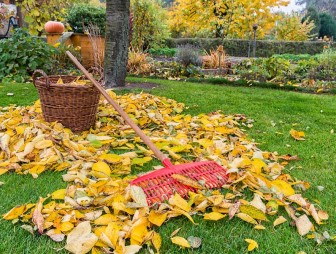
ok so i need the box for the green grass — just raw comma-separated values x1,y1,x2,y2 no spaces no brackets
1,79,335,253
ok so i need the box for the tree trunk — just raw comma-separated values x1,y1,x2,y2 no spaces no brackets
104,0,130,87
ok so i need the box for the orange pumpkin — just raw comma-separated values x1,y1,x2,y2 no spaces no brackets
44,21,65,34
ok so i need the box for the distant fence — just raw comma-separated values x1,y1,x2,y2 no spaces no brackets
165,38,335,57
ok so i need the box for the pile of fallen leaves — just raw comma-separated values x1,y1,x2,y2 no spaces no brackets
0,91,331,253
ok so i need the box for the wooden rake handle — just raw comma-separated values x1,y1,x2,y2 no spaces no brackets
66,51,168,162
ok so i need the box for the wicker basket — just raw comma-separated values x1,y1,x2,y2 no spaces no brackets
32,70,100,132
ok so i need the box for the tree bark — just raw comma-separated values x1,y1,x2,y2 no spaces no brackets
104,0,130,87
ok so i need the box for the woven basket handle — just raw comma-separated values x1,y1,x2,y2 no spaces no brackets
32,70,50,89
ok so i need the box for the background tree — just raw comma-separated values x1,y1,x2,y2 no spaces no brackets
273,13,316,41
130,0,169,50
104,0,130,87
318,13,336,38
168,0,289,39
297,0,336,18
302,7,320,37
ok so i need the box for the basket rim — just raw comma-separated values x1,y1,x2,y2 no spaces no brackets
34,74,97,89
35,83,96,89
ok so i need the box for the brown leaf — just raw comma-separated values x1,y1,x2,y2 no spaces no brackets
279,154,300,161
32,197,45,234
229,201,240,220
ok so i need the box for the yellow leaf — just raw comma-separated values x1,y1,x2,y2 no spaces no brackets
207,195,224,206
169,193,191,212
34,140,53,149
236,213,258,225
149,210,168,227
240,205,268,221
56,77,64,84
290,129,305,141
92,161,111,178
170,227,181,237
65,221,98,254
254,225,266,230
225,193,235,200
152,232,162,252
271,180,295,196
130,185,148,207
51,189,66,200
266,200,279,215
60,222,74,232
171,236,191,248
131,157,152,166
99,153,122,163
3,205,26,220
251,158,266,174
204,212,226,221
273,216,287,227
131,224,148,245
171,208,196,224
0,168,9,175
245,239,258,251
94,214,118,226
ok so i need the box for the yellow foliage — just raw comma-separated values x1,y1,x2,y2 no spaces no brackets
0,92,329,253
274,14,316,41
168,0,289,39
127,50,152,75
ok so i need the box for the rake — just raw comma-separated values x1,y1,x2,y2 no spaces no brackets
67,51,228,205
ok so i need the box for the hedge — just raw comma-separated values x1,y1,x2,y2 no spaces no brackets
165,38,336,57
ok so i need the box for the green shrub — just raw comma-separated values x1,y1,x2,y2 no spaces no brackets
0,29,57,82
165,38,336,57
234,59,271,82
310,48,336,81
148,47,177,57
66,4,106,35
150,61,203,79
272,54,313,62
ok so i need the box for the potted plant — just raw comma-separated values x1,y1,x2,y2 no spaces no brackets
46,3,106,68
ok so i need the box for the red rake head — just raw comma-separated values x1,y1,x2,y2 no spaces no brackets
130,160,228,205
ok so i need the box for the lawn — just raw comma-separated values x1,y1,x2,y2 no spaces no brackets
0,78,335,254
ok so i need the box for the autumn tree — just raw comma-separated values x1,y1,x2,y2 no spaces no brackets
104,0,130,87
273,13,316,41
168,0,289,39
